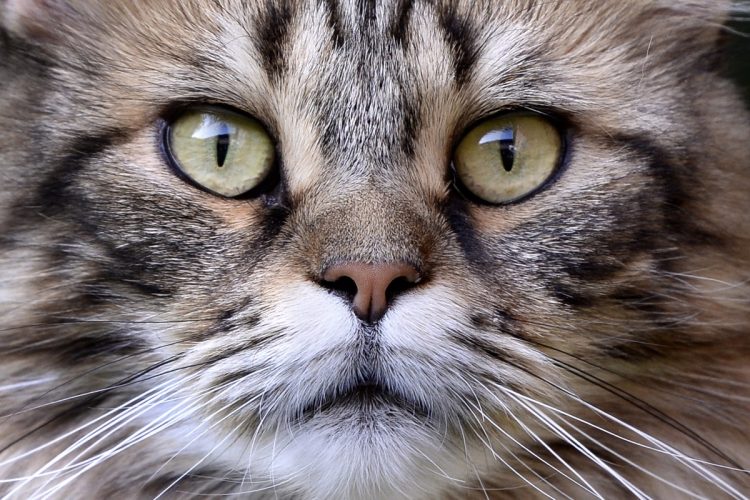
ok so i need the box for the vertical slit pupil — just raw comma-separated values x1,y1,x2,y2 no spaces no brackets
498,127,515,172
216,133,231,167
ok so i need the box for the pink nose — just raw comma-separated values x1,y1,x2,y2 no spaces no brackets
322,262,421,323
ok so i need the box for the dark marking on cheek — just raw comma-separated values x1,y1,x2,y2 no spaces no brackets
71,203,216,295
560,259,627,285
100,267,175,298
195,310,262,341
257,203,291,244
218,309,237,323
211,367,264,391
203,334,278,365
454,333,512,364
31,129,127,218
609,133,718,246
594,338,664,362
58,333,148,362
439,196,494,272
219,308,261,332
610,287,667,318
470,314,486,331
3,129,126,252
438,4,478,84
551,283,598,308
19,319,148,364
255,0,295,79
471,309,524,339
26,133,224,296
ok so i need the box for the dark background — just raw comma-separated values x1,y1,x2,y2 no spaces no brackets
728,23,750,102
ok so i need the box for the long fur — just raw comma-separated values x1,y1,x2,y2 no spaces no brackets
1,0,749,498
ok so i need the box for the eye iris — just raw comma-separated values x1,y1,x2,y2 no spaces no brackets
166,108,275,198
453,113,562,204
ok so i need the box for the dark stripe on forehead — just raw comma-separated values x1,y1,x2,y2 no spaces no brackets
322,0,345,47
400,89,421,158
438,3,478,84
357,0,377,23
254,0,296,79
390,0,415,44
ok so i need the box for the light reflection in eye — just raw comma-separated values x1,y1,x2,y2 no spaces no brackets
192,115,233,140
479,127,514,145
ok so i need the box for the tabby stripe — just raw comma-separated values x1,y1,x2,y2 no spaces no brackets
439,195,495,273
549,133,711,307
0,127,127,249
390,0,415,44
400,91,421,158
437,3,478,84
255,0,295,79
357,0,377,24
32,129,128,217
454,332,512,364
321,0,345,47
610,133,717,246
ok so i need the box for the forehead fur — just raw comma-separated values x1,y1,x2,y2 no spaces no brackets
4,0,736,163
3,0,736,67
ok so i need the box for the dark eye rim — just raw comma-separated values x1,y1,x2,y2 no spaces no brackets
158,104,281,200
449,109,571,207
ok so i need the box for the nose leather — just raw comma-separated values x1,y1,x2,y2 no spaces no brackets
322,262,420,323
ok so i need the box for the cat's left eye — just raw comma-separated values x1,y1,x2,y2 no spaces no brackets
164,108,275,198
452,113,563,204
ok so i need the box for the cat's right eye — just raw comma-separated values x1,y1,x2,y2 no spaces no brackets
164,108,275,198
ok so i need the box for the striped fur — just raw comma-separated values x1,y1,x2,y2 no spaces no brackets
1,0,749,498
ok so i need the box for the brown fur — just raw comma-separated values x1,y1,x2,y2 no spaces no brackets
1,0,749,498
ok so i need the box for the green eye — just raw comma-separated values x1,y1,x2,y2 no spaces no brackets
166,108,275,198
453,113,563,204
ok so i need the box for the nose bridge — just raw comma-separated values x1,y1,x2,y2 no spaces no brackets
310,188,428,269
310,189,428,323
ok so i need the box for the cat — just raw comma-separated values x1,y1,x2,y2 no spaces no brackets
1,0,749,498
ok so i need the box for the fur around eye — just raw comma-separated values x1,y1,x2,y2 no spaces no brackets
453,113,563,204
164,107,275,198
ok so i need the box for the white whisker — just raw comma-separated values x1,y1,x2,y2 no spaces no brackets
500,388,652,500
465,376,604,499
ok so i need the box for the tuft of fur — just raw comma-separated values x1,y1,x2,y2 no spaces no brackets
1,0,749,498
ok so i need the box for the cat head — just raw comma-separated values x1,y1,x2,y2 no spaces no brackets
1,0,749,497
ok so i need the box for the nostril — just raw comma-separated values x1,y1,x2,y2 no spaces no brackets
320,275,358,302
385,276,418,304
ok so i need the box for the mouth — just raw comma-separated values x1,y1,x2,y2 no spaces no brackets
297,381,431,422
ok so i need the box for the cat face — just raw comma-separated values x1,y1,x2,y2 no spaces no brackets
1,0,749,498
